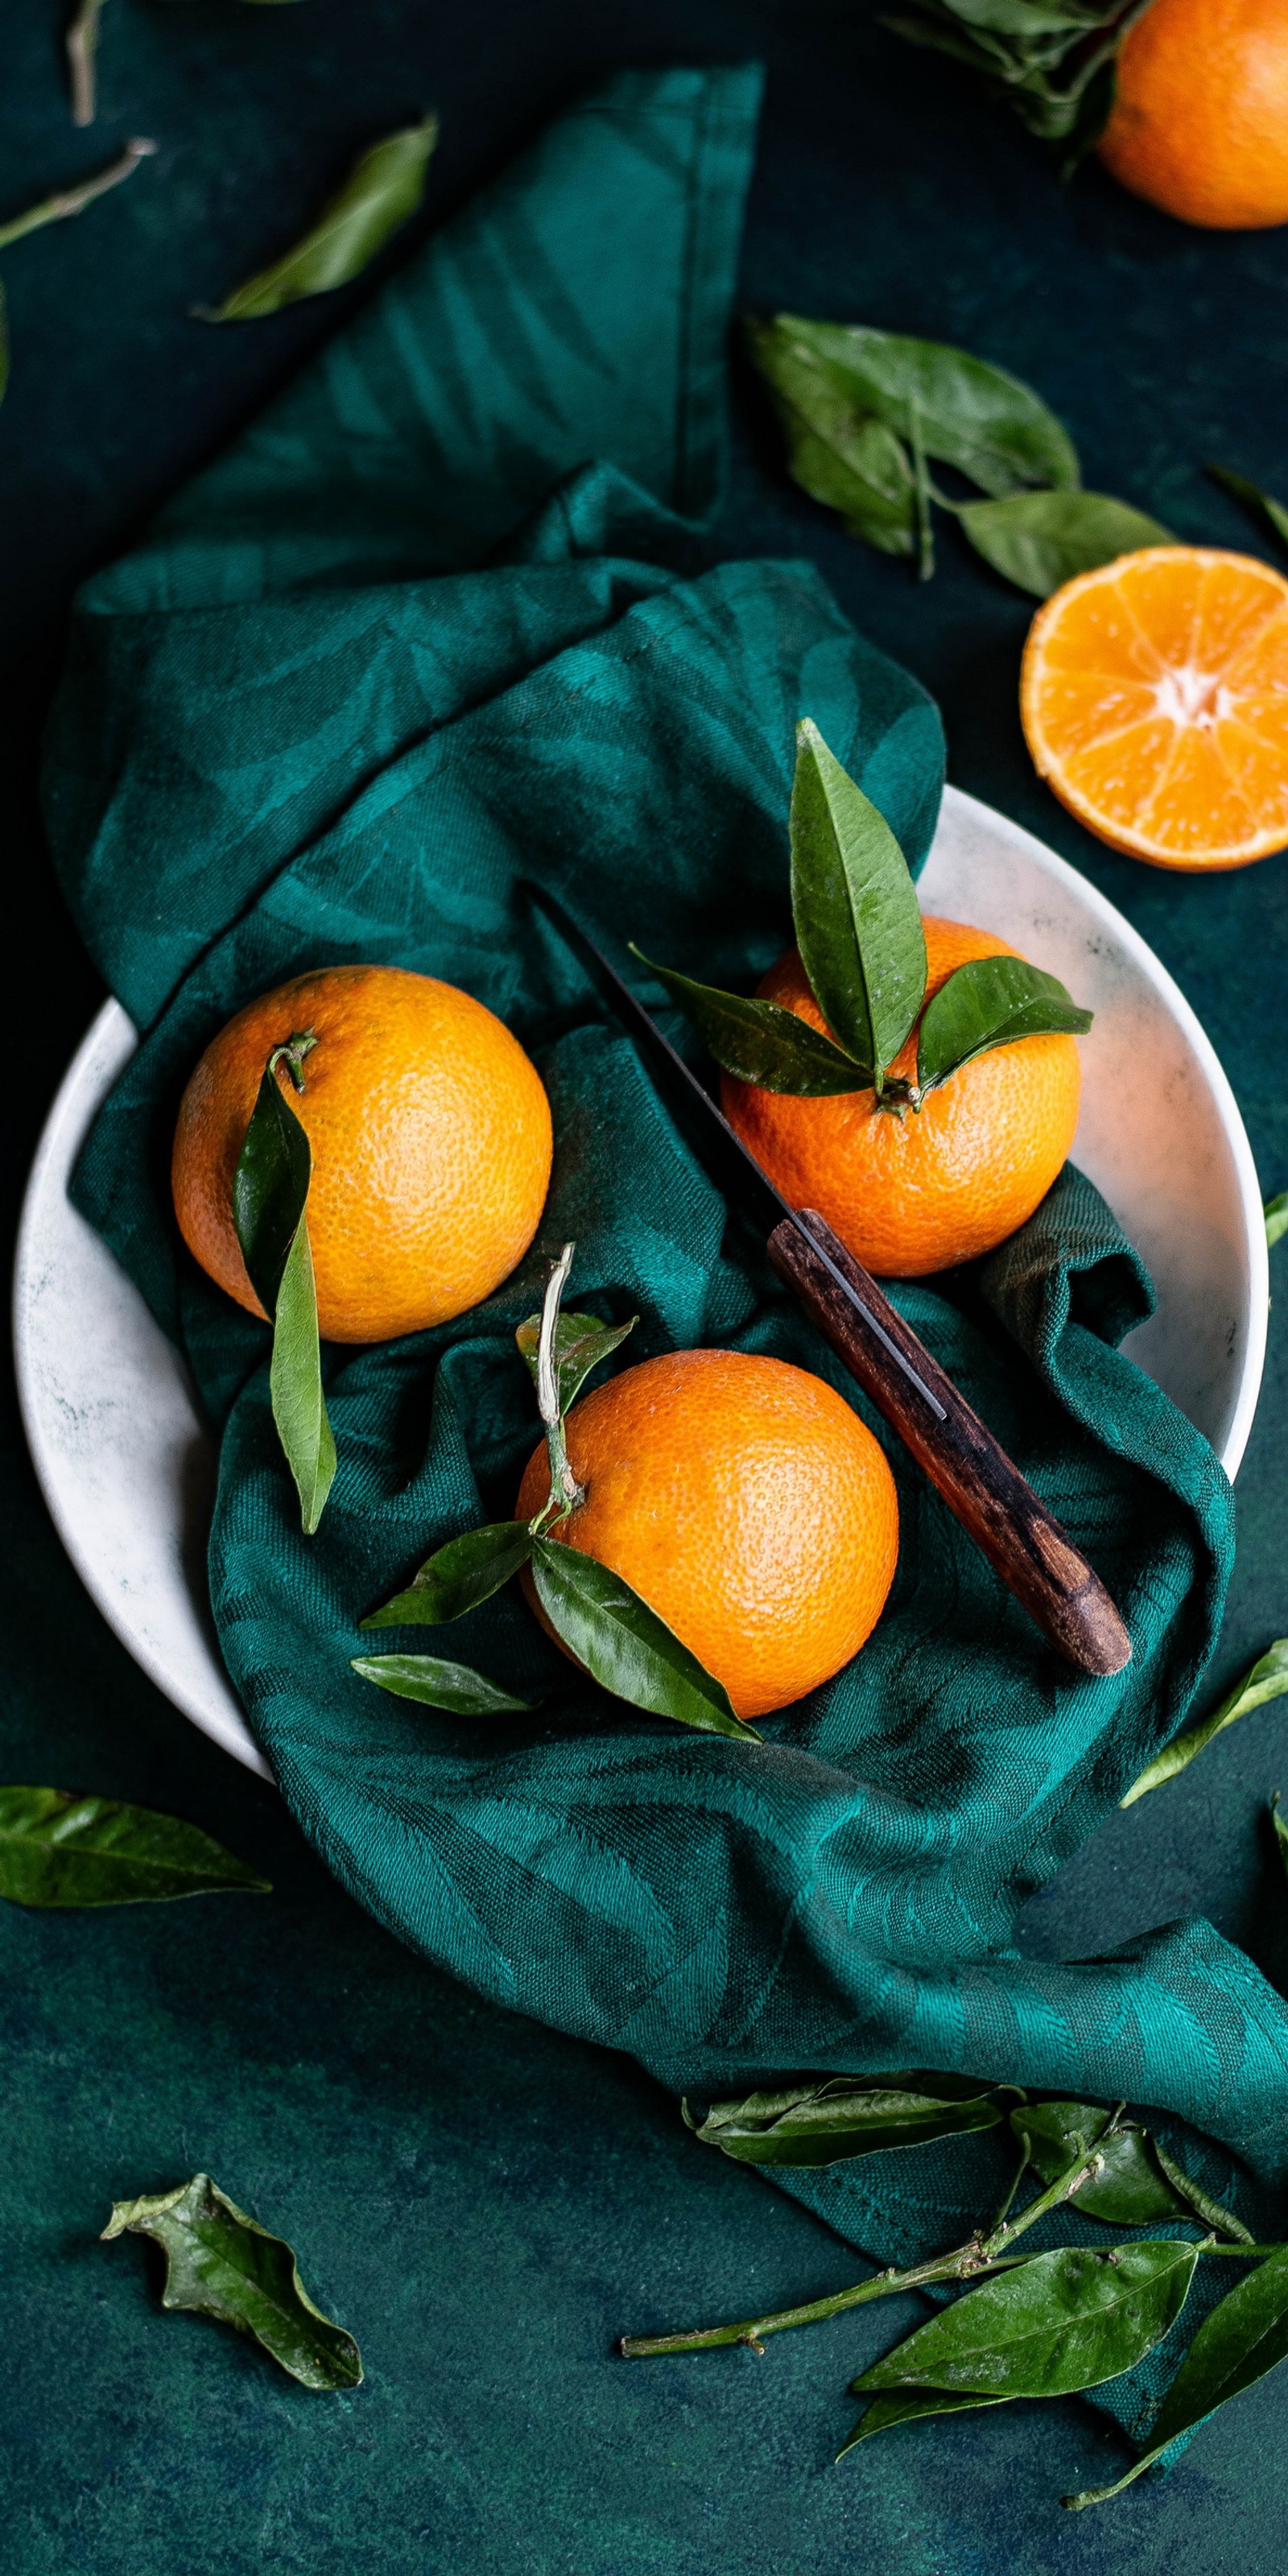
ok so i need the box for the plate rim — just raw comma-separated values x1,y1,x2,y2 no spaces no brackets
938,787,1269,1480
12,782,1269,1780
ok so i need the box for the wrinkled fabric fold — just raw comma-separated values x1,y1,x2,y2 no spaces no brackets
45,61,1282,2450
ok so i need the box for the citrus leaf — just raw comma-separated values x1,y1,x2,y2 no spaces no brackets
752,315,1079,500
363,1521,532,1628
0,1787,270,1907
528,1537,755,1742
958,490,1172,597
514,1309,638,1413
687,2076,1002,2168
233,1062,312,1317
1011,2102,1182,2227
351,1654,531,1715
199,117,438,322
1121,1640,1288,1806
1065,2244,1288,2510
790,720,927,1085
1208,464,1288,556
631,949,869,1093
1265,1191,1288,1249
744,320,916,555
852,2240,1200,2400
270,1215,336,1534
881,1,1140,145
916,955,1092,1090
838,2388,1009,2455
102,2174,361,2390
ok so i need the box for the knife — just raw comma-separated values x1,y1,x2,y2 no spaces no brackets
522,882,1132,1680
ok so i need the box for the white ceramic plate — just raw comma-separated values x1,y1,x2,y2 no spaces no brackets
13,786,1269,1781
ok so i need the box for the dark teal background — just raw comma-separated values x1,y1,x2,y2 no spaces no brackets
4,4,1288,2569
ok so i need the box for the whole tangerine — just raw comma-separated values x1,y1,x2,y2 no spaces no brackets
1098,0,1288,229
720,919,1081,1278
173,963,552,1342
514,1347,899,1721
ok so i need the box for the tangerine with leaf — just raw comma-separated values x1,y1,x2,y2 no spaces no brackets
640,722,1092,1278
173,962,553,1342
355,1245,898,1729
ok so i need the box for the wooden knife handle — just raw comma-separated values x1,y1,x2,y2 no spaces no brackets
768,1209,1132,1679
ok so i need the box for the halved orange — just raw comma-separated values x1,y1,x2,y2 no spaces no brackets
1020,547,1288,870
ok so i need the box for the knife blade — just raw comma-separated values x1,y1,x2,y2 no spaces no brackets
522,881,1131,1679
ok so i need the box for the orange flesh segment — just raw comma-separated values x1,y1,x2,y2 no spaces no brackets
1020,547,1288,869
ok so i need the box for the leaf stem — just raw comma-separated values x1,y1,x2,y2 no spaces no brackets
910,395,934,582
620,2148,1110,2361
535,1243,584,1518
619,2250,1031,2359
267,1029,318,1095
0,136,155,252
66,0,109,127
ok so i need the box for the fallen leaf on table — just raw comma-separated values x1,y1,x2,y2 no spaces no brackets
103,2174,361,2388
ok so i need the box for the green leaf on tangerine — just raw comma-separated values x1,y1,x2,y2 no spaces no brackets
790,720,927,1086
362,1521,533,1628
631,950,869,1095
688,2075,1002,2167
837,2387,1009,2456
853,2240,1200,2401
233,1059,312,1318
351,1655,532,1715
199,116,438,321
958,490,1173,599
1065,2243,1288,2510
1265,1191,1288,1249
916,955,1092,1091
0,1786,270,1908
270,1215,336,1535
528,1537,755,1742
102,2173,361,2390
1121,1639,1288,1806
514,1308,638,1414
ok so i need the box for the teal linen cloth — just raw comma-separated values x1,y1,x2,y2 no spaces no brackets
44,63,1288,2439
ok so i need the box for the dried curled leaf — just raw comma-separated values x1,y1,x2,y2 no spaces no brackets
688,2075,1003,2167
200,116,438,321
103,2174,361,2389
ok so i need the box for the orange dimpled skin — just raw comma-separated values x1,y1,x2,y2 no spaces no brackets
1098,0,1288,231
1021,547,1288,869
514,1349,899,1720
720,919,1081,1278
172,964,553,1343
